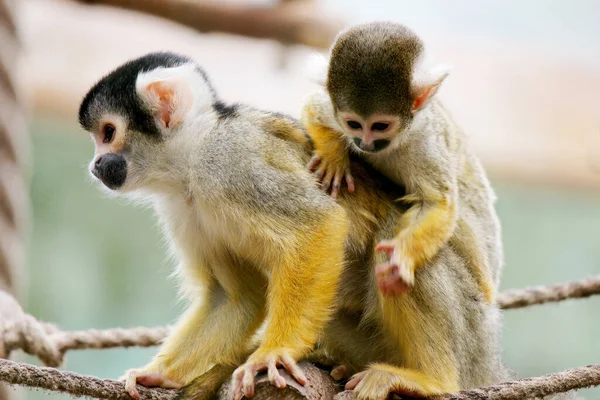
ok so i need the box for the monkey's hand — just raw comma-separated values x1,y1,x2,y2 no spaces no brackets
307,149,354,198
121,364,183,399
230,348,307,400
375,238,415,296
302,92,354,198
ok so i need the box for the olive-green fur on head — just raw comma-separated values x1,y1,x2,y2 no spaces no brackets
327,22,423,120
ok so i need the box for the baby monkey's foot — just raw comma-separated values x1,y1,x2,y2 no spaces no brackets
345,369,401,400
346,364,453,400
331,364,354,381
122,368,183,399
304,349,352,381
231,349,307,400
375,240,415,296
307,154,354,198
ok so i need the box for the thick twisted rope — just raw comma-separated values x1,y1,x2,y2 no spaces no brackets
0,276,598,398
496,275,600,310
0,0,27,296
0,290,170,368
1,276,598,368
0,1,28,399
1,359,599,400
437,365,600,400
0,359,176,400
1,316,171,368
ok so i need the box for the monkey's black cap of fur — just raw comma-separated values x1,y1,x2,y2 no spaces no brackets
78,52,213,137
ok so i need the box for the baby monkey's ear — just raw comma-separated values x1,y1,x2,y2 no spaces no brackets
410,63,452,112
304,53,329,87
136,67,195,130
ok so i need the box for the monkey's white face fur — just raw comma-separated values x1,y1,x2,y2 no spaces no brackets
85,63,216,198
335,112,403,153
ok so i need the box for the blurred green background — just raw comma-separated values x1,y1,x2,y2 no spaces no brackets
6,0,598,399
11,116,599,400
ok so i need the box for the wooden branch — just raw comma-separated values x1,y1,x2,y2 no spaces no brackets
77,0,344,49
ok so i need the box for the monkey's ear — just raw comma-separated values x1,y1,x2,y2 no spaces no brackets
410,63,451,112
137,68,195,131
303,53,329,86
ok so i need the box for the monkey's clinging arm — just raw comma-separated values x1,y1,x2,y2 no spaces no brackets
376,182,457,296
301,95,355,198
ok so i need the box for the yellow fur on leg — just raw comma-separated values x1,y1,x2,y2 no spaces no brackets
259,210,348,356
349,363,459,400
231,210,349,398
135,269,266,389
374,294,460,400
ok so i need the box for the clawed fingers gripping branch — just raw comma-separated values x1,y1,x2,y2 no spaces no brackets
231,350,307,399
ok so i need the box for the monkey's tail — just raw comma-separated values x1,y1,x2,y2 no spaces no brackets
176,363,237,400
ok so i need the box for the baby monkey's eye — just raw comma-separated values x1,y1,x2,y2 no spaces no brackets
347,120,362,130
371,122,390,132
102,124,116,144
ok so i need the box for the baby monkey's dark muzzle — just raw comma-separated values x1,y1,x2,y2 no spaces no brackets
352,138,391,153
92,153,127,189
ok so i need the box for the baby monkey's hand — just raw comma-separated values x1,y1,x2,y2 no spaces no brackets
375,238,416,296
307,152,354,198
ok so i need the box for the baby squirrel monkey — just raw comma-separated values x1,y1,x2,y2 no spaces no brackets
78,53,349,400
302,21,503,301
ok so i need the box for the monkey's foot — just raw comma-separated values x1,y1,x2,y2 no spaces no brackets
177,364,237,400
304,349,352,381
307,154,354,198
122,368,183,399
346,364,452,400
231,349,307,400
331,364,353,381
375,240,415,296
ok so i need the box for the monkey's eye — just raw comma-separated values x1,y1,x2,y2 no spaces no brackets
371,122,390,132
102,124,116,144
347,120,362,130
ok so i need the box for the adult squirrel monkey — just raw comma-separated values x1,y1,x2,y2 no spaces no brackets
301,22,503,303
79,53,348,400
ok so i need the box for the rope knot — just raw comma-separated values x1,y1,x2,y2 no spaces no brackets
0,291,65,367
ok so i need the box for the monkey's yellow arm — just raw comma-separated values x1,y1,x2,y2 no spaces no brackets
301,98,354,198
376,183,457,291
376,161,495,302
373,130,464,295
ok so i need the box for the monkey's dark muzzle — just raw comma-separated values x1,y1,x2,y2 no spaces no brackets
92,153,127,190
352,138,391,153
